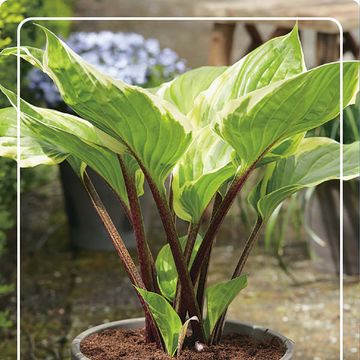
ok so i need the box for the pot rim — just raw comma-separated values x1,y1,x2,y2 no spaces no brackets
71,317,294,360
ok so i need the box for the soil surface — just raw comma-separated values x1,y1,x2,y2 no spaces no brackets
80,328,286,360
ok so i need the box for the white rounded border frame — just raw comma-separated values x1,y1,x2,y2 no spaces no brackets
15,15,349,360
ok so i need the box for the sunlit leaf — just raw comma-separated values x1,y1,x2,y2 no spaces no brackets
250,137,360,220
156,234,202,300
157,66,227,116
190,26,306,128
169,26,306,222
136,288,182,356
259,132,305,166
0,85,144,205
204,275,247,339
172,126,236,222
3,27,192,190
215,62,359,169
0,107,66,166
1,46,45,70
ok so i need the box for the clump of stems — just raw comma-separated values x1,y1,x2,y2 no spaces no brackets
84,153,264,346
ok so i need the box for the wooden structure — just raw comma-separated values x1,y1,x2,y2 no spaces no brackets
195,0,359,65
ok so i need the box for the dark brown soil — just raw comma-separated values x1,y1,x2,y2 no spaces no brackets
80,328,286,360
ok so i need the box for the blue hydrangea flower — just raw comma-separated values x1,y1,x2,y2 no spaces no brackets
28,31,187,107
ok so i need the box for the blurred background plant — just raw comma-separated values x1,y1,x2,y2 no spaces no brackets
0,159,16,342
0,0,73,106
310,93,360,143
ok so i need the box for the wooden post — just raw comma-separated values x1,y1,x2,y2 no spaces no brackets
208,22,236,66
270,27,292,39
244,24,263,53
316,32,339,65
344,32,359,59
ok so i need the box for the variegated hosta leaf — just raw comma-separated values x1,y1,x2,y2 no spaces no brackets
250,137,360,220
215,62,359,170
0,84,126,155
156,66,227,116
25,118,136,206
156,234,203,301
2,27,192,190
172,127,236,222
0,86,144,206
136,288,182,356
259,132,306,166
167,26,306,222
0,107,66,167
1,46,45,70
204,275,247,339
190,25,306,128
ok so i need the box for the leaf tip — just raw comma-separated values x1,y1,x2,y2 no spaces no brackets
293,21,299,33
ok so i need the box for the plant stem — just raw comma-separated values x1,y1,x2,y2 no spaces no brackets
82,172,162,347
142,168,206,342
118,155,158,293
174,221,201,320
211,217,264,344
168,174,176,223
190,167,255,285
83,172,143,287
196,193,223,314
232,217,264,277
184,222,201,265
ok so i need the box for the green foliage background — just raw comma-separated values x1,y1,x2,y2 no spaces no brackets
0,0,73,105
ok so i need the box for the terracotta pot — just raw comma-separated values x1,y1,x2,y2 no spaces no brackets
71,317,294,359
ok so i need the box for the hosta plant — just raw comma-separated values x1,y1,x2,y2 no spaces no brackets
0,24,359,356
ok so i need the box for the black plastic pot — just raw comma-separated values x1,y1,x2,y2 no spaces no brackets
71,317,294,359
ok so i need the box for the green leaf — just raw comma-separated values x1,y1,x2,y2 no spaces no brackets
66,156,86,179
343,97,360,142
204,275,248,339
0,85,144,206
157,66,227,116
190,26,306,128
7,26,192,190
1,46,44,70
177,316,199,356
259,132,305,166
0,310,12,329
0,107,67,166
156,234,202,301
167,26,306,221
263,204,283,253
0,85,126,154
136,288,182,356
172,126,236,222
264,194,299,255
215,61,359,169
252,137,360,220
